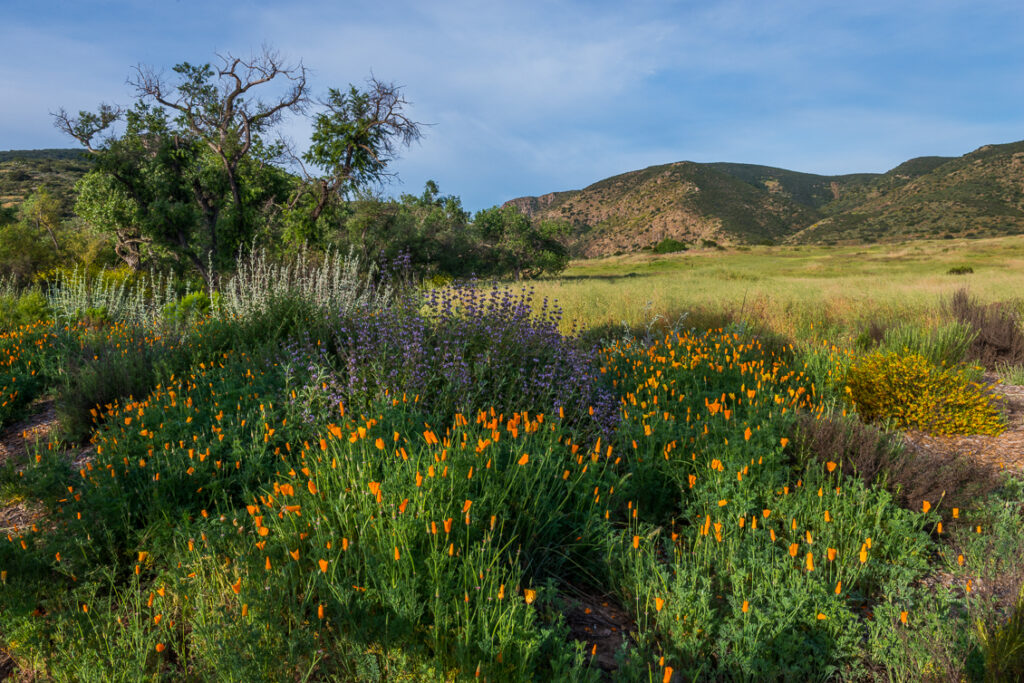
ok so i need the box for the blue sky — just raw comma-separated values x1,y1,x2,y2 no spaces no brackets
2,0,1022,211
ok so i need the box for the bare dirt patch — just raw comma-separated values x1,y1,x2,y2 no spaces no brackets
559,591,636,675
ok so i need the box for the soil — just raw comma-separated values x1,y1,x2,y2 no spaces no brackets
560,591,636,674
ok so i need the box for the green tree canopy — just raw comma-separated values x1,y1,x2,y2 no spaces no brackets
55,49,420,286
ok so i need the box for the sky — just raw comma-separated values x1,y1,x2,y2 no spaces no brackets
2,0,1023,212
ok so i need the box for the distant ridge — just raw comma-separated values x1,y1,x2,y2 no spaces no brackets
0,148,88,163
505,141,1024,256
0,149,93,212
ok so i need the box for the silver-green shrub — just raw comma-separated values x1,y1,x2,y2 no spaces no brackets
217,246,391,319
46,268,181,326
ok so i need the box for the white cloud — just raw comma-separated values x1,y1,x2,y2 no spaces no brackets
1,0,1022,210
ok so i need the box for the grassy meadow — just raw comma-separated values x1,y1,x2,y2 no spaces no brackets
1,240,1024,681
539,236,1024,339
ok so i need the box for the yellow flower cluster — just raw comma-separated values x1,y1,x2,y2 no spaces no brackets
845,351,1005,436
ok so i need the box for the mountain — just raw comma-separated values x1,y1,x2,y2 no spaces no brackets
791,142,1024,243
703,163,878,210
505,141,1024,255
507,161,825,257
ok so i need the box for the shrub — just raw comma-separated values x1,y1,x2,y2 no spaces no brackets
793,411,1002,513
845,351,1006,435
853,319,890,351
54,324,177,442
652,238,688,254
161,291,216,327
0,289,51,330
319,282,619,434
976,583,1024,680
0,322,52,429
996,363,1024,386
218,246,389,320
948,265,974,275
879,320,977,368
946,288,1024,367
798,340,855,405
46,268,180,327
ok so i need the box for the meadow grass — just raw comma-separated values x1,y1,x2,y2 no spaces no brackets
535,236,1024,339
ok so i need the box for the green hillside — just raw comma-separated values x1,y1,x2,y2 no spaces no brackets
792,142,1024,243
705,162,878,209
506,161,821,257
506,141,1024,255
0,149,93,215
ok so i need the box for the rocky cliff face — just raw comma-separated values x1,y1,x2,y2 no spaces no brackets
503,191,573,219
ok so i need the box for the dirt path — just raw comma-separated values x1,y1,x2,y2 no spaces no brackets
902,376,1024,474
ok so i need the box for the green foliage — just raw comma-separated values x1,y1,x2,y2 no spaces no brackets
800,141,1024,243
5,278,1024,679
0,322,52,429
0,189,75,286
218,246,387,321
599,330,939,679
949,265,975,275
651,238,688,254
53,325,174,443
797,340,855,405
846,351,1006,435
299,185,571,280
879,320,978,367
977,586,1024,681
996,363,1024,386
0,289,51,330
57,55,428,285
161,291,215,326
472,205,570,278
46,267,182,327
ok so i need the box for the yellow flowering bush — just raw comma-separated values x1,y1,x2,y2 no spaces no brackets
845,351,1005,436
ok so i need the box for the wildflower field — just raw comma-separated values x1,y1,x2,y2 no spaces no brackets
2,246,1024,681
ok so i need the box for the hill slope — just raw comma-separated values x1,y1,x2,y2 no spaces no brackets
792,142,1024,243
507,141,1024,255
506,161,824,257
0,149,92,215
704,162,878,209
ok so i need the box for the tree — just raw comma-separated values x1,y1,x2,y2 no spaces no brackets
58,102,213,277
285,80,422,238
129,50,307,256
18,188,63,254
56,49,417,286
73,169,146,270
0,190,66,284
471,206,570,279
